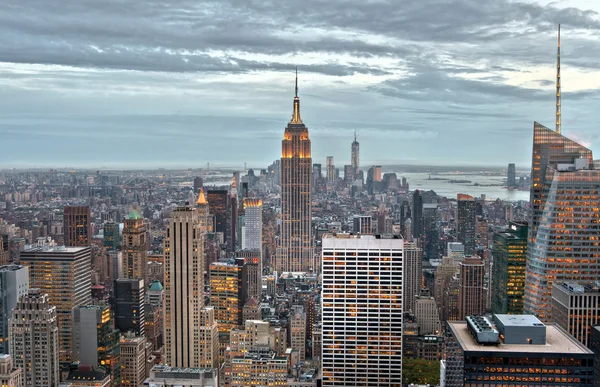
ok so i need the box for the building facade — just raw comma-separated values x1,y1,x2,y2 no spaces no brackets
122,210,147,285
321,234,403,386
0,265,28,354
64,205,91,247
456,194,477,256
242,198,262,253
114,278,145,336
0,355,22,387
458,257,485,320
552,282,600,347
403,243,422,314
120,335,147,387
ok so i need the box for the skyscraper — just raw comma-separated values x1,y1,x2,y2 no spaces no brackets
351,129,360,178
456,194,477,256
0,265,29,354
164,205,219,368
9,289,59,387
114,278,145,336
119,335,147,387
524,122,599,321
326,156,335,182
422,203,439,260
0,355,22,387
552,282,600,347
491,221,528,314
507,163,517,188
275,72,313,273
20,246,91,362
64,205,91,247
412,190,424,239
321,234,403,386
403,242,423,314
209,261,246,334
207,190,229,241
241,198,262,253
122,209,147,285
103,221,120,250
458,257,485,320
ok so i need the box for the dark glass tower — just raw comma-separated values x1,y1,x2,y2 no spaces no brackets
412,190,424,239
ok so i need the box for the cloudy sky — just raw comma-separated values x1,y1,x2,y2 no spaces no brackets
1,0,600,169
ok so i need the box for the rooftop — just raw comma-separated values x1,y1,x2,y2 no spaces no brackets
126,209,142,220
494,314,546,328
21,245,89,254
449,321,591,354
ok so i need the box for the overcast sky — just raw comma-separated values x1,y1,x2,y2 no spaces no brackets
1,0,600,169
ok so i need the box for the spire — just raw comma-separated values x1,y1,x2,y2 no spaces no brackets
556,24,561,134
196,188,207,205
291,67,302,124
354,129,357,143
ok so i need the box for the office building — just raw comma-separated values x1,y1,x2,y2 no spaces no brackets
456,194,476,256
0,355,22,387
491,221,528,314
241,198,262,253
275,73,314,273
209,261,245,334
103,222,120,250
422,203,439,260
444,314,594,387
351,130,360,178
64,206,91,247
20,246,91,362
9,289,59,387
321,234,403,386
412,190,423,239
207,190,229,241
403,243,422,314
114,278,145,336
525,122,599,321
122,210,147,285
590,326,600,387
459,257,485,320
552,282,600,347
507,163,517,188
290,305,306,362
434,255,458,307
326,156,335,182
65,369,111,387
120,334,147,387
343,165,353,183
353,215,374,235
0,238,8,267
236,249,261,300
229,320,288,358
231,351,287,387
414,294,442,335
164,206,219,368
0,265,28,354
73,305,121,383
144,366,218,387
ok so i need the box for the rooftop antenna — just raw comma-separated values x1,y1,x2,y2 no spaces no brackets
556,24,561,134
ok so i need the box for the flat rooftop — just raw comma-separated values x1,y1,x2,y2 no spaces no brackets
494,314,546,328
21,246,89,253
449,321,592,354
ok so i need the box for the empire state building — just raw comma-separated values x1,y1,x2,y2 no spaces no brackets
275,72,314,273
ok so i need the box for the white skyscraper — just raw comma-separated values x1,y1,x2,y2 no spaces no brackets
321,234,404,386
242,198,262,253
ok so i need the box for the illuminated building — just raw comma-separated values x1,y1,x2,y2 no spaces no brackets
275,71,314,273
241,198,262,253
456,194,477,256
114,278,145,336
64,206,91,247
412,190,423,239
552,282,600,347
524,123,599,321
491,221,528,314
119,334,147,387
0,265,29,354
236,249,261,300
321,234,403,386
351,130,360,178
20,246,91,362
444,314,594,387
9,289,59,387
122,210,147,285
403,242,422,314
164,205,219,368
0,355,22,387
230,351,287,387
73,305,121,384
458,257,485,320
326,156,335,182
207,190,229,243
103,222,120,250
290,305,306,362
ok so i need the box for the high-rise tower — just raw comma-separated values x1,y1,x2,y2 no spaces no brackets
351,130,360,179
64,206,91,247
122,209,147,285
275,70,314,273
556,24,561,134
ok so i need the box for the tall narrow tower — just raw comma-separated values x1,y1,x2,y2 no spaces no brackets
351,129,360,178
556,24,561,134
275,70,314,273
123,209,147,285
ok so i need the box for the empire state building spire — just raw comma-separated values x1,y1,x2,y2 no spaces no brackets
556,24,561,134
291,67,302,124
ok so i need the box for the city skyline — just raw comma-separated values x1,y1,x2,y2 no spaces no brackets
1,0,600,168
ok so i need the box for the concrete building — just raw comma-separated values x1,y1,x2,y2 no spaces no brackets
20,246,91,362
144,366,218,387
230,351,287,387
9,289,59,387
326,156,335,182
236,249,261,301
444,314,594,387
414,294,441,335
275,75,314,273
64,205,91,247
321,234,403,386
352,215,374,235
164,205,219,368
403,243,422,314
72,305,121,383
120,335,147,387
290,305,306,362
458,257,485,320
0,265,28,354
552,282,600,347
122,210,147,285
66,369,111,387
0,355,22,387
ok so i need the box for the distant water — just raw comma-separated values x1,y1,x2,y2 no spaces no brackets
395,171,530,201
